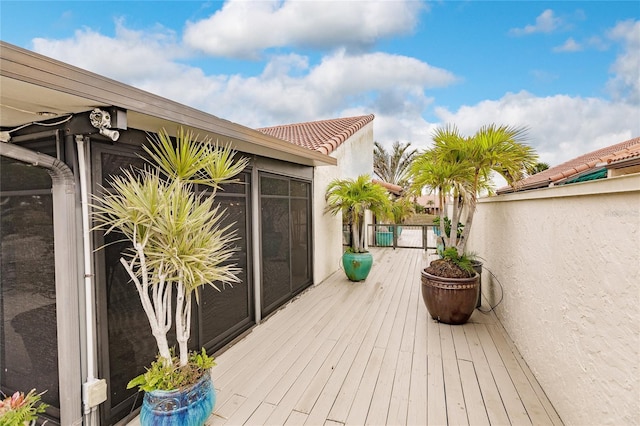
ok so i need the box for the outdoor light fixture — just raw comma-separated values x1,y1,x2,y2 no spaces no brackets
89,108,120,141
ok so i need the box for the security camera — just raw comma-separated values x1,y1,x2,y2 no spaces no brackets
99,127,120,141
90,108,120,141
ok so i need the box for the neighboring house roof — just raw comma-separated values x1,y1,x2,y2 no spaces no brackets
415,194,440,208
499,136,640,193
257,114,375,155
373,179,403,196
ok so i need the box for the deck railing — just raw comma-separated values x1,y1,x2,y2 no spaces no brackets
365,224,439,250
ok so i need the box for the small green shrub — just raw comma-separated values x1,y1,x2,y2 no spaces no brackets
439,247,475,274
127,348,216,392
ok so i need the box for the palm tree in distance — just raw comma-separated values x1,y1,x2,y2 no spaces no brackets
530,162,550,174
373,141,417,188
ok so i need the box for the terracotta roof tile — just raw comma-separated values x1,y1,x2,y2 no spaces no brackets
508,136,640,191
257,114,375,155
373,179,403,196
607,144,640,164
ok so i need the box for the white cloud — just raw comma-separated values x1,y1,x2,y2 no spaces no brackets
31,21,456,129
510,9,562,36
606,19,640,104
28,17,638,174
183,0,424,58
373,113,438,149
32,20,189,82
210,49,457,127
586,36,608,51
553,37,582,52
306,49,457,95
530,69,559,84
433,91,640,166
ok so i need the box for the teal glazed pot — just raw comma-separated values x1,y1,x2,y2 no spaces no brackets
140,373,216,426
342,251,373,281
375,231,393,246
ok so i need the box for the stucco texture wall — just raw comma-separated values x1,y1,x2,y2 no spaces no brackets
312,123,374,285
467,174,640,425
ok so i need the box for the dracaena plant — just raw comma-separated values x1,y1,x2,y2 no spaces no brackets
93,127,249,371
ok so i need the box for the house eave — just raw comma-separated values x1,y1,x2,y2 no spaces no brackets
0,41,336,167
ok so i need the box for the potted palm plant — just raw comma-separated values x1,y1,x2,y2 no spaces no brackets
93,127,248,425
325,174,392,281
410,124,537,324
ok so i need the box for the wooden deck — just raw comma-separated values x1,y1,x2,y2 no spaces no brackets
203,247,563,426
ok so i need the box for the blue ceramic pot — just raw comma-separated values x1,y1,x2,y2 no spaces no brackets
140,373,216,426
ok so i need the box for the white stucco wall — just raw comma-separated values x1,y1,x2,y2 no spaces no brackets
313,123,374,284
467,174,640,425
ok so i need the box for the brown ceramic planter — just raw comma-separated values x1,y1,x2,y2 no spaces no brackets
421,269,480,325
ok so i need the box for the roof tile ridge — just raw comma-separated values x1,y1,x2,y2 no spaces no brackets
315,114,374,154
549,160,601,181
607,145,640,163
549,169,576,182
256,114,372,131
603,142,640,163
373,179,403,192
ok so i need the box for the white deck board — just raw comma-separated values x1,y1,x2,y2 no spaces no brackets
426,319,448,426
283,410,308,425
466,324,511,425
441,324,469,426
475,323,532,425
458,359,490,426
406,271,428,426
131,247,562,426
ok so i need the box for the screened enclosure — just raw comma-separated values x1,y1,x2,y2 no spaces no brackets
0,156,60,423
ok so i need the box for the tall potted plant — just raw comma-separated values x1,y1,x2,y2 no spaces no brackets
410,124,537,324
325,174,392,281
93,127,248,425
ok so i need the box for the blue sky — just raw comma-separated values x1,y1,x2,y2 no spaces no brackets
1,0,638,166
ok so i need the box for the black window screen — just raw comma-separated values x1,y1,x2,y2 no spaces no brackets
0,157,60,421
260,174,312,316
97,150,161,416
198,173,253,351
